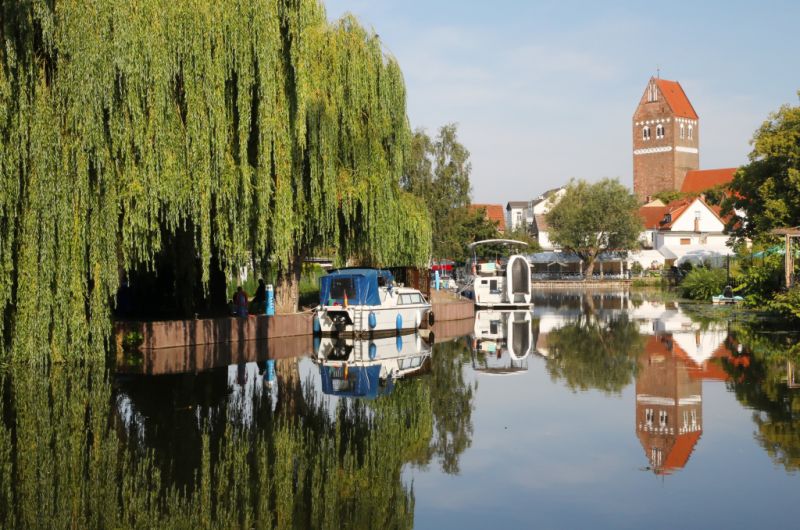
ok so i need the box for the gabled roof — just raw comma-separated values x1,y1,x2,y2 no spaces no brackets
655,78,698,120
470,203,506,231
533,213,550,232
681,168,737,194
506,201,529,209
638,197,726,230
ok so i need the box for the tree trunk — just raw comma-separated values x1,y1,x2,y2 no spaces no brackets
583,256,597,277
274,254,303,314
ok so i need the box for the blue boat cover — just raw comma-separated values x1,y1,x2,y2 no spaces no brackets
319,268,394,306
319,364,395,399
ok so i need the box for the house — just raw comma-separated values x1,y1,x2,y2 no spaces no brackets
505,201,531,232
470,203,506,233
530,187,567,251
633,77,700,202
636,196,734,267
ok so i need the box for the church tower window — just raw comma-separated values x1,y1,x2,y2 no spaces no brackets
642,126,651,140
688,125,694,140
656,124,664,139
680,123,685,139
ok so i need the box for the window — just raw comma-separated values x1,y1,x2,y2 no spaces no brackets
680,238,691,245
642,126,651,140
659,410,668,428
688,125,694,140
680,123,685,139
330,278,356,301
656,124,664,139
647,82,658,102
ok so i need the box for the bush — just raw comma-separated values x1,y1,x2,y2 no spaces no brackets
770,286,800,320
732,254,784,306
631,262,643,276
680,267,727,300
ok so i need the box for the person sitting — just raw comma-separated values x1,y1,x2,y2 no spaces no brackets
234,286,249,317
251,279,266,313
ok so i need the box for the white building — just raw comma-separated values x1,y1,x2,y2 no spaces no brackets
636,196,734,268
529,187,566,251
505,201,531,232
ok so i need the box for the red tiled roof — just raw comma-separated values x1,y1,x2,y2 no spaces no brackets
659,431,702,474
470,203,506,232
656,79,698,120
681,168,737,194
637,199,691,230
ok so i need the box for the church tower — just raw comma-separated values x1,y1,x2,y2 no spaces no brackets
633,77,699,201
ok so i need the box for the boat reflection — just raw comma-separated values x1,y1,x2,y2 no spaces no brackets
470,310,534,375
313,333,432,398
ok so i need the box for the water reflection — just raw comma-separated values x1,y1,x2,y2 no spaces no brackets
471,310,533,374
4,290,800,527
313,334,432,398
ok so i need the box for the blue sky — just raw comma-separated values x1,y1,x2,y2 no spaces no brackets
325,0,800,204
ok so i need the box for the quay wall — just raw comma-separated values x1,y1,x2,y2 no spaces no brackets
115,299,475,352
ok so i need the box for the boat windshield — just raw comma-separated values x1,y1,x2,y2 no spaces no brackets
330,277,357,301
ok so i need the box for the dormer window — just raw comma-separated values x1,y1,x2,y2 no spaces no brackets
662,213,672,224
656,124,665,139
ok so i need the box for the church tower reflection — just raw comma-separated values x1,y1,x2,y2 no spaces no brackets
636,335,703,474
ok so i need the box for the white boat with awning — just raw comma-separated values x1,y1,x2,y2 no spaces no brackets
461,239,532,307
314,268,433,338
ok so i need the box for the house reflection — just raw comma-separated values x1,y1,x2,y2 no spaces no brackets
636,335,703,475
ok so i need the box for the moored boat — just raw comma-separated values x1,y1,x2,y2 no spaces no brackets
314,268,433,337
461,239,532,307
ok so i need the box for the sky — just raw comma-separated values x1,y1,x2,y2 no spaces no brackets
324,0,800,204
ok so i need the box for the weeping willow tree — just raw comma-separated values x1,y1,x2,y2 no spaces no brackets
0,0,431,362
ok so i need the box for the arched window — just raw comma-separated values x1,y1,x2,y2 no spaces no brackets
656,124,664,139
642,126,651,140
688,125,694,140
680,123,685,139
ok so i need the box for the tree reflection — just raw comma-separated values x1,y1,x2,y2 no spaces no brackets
424,339,476,474
0,359,428,527
544,314,645,393
724,327,800,471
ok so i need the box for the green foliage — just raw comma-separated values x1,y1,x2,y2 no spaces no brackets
631,262,643,275
652,190,685,204
770,285,800,320
545,179,643,275
725,95,800,240
732,253,785,306
545,314,645,394
0,1,431,362
680,267,727,300
402,125,472,259
434,206,503,261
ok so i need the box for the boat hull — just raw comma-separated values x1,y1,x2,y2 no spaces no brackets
315,304,432,337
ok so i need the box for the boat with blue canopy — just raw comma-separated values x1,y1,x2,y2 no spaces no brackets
315,268,433,337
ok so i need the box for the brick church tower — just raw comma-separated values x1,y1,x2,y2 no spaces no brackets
633,77,699,201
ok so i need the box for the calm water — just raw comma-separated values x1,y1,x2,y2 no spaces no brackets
2,290,800,529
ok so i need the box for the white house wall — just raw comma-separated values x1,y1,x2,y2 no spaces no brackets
669,199,725,232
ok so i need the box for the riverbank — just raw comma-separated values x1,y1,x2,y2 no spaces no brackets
115,295,475,357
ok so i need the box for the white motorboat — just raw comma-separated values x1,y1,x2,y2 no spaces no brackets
314,268,433,337
470,309,534,375
461,239,532,307
314,334,432,398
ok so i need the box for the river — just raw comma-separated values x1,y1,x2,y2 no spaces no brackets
1,289,799,528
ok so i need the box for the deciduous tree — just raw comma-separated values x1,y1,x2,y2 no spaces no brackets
545,179,642,276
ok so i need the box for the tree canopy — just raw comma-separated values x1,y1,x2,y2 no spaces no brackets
402,124,476,259
725,96,800,240
0,0,431,362
545,179,642,275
